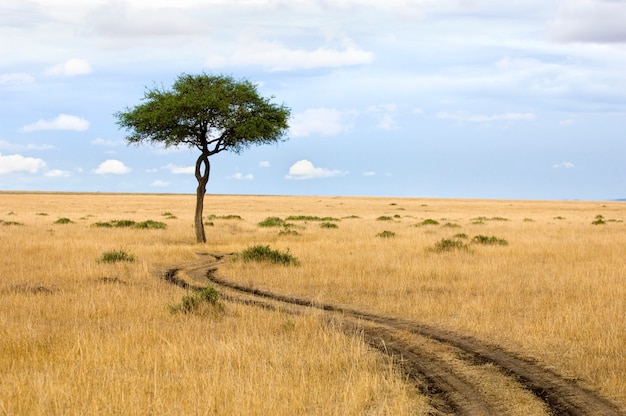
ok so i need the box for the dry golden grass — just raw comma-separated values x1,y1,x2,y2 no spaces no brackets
1,192,624,414
0,193,424,415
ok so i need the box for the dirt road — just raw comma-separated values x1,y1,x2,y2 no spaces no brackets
163,253,624,416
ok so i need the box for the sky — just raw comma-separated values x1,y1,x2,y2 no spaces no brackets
1,0,625,200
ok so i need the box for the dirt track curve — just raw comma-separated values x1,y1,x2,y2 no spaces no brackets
162,252,624,416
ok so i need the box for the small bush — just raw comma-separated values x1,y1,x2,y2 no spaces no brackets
1,220,24,226
471,235,509,246
240,245,299,266
134,220,167,229
320,222,338,229
54,217,73,224
286,215,339,222
258,217,286,227
162,212,178,219
98,249,135,264
592,215,605,225
554,216,566,220
416,219,439,226
279,228,300,236
112,219,136,228
377,216,393,221
92,221,113,228
443,222,461,228
36,212,48,216
454,233,469,239
429,238,469,253
169,286,223,314
376,230,396,238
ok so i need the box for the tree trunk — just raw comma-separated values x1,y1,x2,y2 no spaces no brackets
194,153,210,243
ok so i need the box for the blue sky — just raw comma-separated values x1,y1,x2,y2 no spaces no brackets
1,0,625,200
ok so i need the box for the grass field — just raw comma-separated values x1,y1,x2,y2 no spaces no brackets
1,192,624,414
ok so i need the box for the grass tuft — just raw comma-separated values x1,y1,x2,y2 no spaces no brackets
240,245,300,266
429,238,469,253
54,217,73,224
258,217,286,227
416,219,439,226
471,235,509,246
168,286,224,315
376,230,396,238
320,222,338,229
98,249,135,264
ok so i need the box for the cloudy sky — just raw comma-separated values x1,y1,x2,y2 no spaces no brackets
1,0,625,200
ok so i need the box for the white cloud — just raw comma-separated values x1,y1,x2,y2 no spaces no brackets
228,172,254,180
285,159,346,180
151,180,170,187
553,161,575,169
559,118,576,126
363,171,376,176
93,159,131,174
550,0,626,43
206,39,374,71
0,72,35,85
164,163,194,174
367,103,398,130
259,161,271,168
290,108,358,137
0,153,46,175
22,114,90,132
45,59,93,76
45,169,71,178
92,138,123,146
0,140,53,151
436,111,537,123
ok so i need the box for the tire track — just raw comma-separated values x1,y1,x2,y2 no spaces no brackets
162,253,624,416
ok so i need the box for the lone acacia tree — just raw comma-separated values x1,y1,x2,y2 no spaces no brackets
115,73,290,243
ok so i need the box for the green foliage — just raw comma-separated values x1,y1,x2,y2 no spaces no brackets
376,230,396,238
592,215,605,225
443,222,461,228
36,212,48,216
554,216,566,220
454,233,469,239
279,228,300,236
286,215,339,221
240,245,300,266
258,217,286,227
471,235,509,246
429,238,469,253
134,220,167,229
206,214,242,220
169,286,224,315
376,216,393,221
98,249,135,264
91,219,166,229
54,217,73,224
162,212,177,219
1,220,24,226
115,73,291,154
416,219,439,226
343,215,360,219
320,222,338,229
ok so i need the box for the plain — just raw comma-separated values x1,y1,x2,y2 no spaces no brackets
0,192,624,415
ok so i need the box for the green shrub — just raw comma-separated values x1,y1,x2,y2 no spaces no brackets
36,212,48,216
377,216,393,221
320,222,338,229
429,238,469,253
454,233,469,239
471,235,509,246
258,217,286,227
92,221,113,228
169,286,223,314
240,245,299,266
98,249,135,264
376,230,396,238
112,219,136,228
286,215,339,221
279,228,300,236
443,222,461,228
54,217,73,224
134,220,167,229
592,215,605,225
162,212,178,219
416,219,439,226
1,220,24,226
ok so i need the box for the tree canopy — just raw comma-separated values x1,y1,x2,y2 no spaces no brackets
115,73,291,242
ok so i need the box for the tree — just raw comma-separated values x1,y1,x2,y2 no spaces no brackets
115,73,291,243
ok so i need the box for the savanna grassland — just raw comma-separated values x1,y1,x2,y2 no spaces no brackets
1,192,624,415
